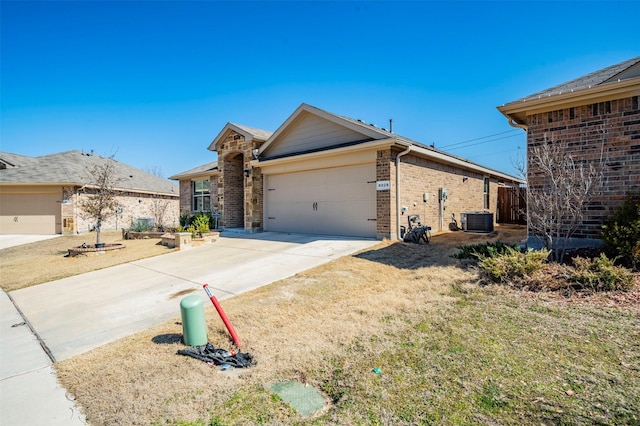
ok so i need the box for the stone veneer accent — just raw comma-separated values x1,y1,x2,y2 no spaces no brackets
217,131,265,231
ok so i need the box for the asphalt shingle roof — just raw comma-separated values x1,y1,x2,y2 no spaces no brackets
0,150,178,196
168,161,218,180
229,123,273,141
508,56,640,104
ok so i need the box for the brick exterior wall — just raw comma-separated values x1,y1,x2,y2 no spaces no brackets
376,149,392,238
178,176,219,216
526,95,640,240
217,131,265,231
179,180,191,215
68,190,179,234
397,152,503,233
222,152,244,228
376,148,510,239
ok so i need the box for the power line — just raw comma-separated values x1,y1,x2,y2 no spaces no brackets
466,146,522,160
438,129,521,149
445,133,522,152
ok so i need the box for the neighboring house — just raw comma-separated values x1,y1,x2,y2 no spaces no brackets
498,56,640,247
171,103,523,240
0,150,180,235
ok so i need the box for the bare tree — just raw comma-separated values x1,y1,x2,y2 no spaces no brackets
149,198,170,231
145,165,164,178
78,157,122,246
518,137,603,262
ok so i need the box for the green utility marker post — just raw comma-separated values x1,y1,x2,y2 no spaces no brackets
180,294,208,346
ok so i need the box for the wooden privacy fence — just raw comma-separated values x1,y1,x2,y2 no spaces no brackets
497,186,527,224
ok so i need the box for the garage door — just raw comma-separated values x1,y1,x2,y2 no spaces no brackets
264,163,377,237
0,193,60,234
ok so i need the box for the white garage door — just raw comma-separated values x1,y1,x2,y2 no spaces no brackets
264,163,377,238
0,193,60,234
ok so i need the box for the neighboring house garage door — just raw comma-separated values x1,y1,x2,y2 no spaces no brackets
0,192,61,234
264,163,377,238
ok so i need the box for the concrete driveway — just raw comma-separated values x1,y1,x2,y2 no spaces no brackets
8,232,379,362
0,234,61,250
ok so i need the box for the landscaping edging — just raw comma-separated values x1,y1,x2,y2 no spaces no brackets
122,230,166,240
68,243,126,257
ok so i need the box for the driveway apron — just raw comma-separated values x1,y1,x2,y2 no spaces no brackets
8,232,379,362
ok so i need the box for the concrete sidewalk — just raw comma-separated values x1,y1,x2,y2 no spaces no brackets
1,232,378,424
0,290,86,425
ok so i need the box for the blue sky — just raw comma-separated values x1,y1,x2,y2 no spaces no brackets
1,1,638,179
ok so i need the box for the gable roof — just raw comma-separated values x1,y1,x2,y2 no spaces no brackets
0,152,39,168
498,56,640,125
0,150,179,196
258,103,424,159
208,122,273,152
168,161,218,180
256,103,523,183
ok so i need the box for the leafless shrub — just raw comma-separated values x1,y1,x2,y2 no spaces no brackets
78,157,122,245
149,198,170,231
518,137,604,263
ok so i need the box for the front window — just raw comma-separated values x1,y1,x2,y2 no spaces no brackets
192,179,210,212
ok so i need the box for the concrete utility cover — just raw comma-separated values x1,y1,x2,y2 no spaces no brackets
270,381,326,417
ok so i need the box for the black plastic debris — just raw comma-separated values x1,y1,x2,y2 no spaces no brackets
177,343,254,368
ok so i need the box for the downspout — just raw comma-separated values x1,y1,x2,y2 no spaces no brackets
506,114,529,247
395,144,412,240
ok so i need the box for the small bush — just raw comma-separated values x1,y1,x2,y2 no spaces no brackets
129,219,153,232
571,254,636,291
601,191,640,270
179,212,192,228
180,212,219,231
478,247,550,283
193,213,210,236
451,241,520,260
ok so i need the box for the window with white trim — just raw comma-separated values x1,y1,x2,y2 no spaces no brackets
192,179,210,212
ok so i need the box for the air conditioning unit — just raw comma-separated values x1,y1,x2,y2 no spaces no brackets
461,212,494,233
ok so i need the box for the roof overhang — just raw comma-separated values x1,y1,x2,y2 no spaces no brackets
208,123,270,152
251,137,523,184
405,143,525,183
253,138,395,175
498,78,640,125
0,182,179,197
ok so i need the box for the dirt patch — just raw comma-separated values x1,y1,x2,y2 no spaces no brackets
169,288,197,299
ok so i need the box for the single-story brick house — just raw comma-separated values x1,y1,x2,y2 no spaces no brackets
0,150,180,235
171,103,523,240
498,56,640,247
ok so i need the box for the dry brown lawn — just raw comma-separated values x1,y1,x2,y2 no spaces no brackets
8,226,638,425
0,231,176,292
55,226,533,425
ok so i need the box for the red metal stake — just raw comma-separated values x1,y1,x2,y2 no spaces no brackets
203,284,242,349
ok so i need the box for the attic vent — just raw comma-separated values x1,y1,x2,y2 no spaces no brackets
369,123,376,127
357,119,363,122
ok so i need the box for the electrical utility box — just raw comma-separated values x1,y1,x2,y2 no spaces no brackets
438,188,448,201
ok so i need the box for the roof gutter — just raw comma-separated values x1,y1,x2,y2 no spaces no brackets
507,116,528,131
395,143,412,240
